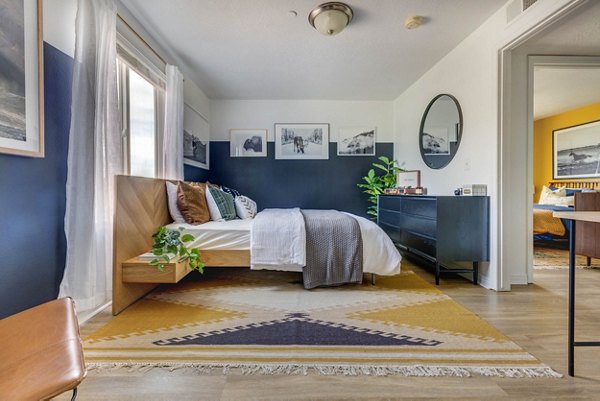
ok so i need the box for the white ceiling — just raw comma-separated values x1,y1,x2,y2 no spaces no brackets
534,67,600,120
517,0,600,120
121,0,505,100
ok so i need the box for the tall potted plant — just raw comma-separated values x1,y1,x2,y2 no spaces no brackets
357,156,402,219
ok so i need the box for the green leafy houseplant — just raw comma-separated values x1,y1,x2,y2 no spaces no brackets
150,226,204,274
357,156,402,219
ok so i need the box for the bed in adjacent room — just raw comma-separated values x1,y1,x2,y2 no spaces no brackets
533,181,600,246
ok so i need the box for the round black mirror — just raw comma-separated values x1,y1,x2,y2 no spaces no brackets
419,94,463,169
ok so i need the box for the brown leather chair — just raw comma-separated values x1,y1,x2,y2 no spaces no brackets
0,297,86,400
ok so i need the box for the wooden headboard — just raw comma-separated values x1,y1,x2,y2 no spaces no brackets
548,180,600,190
112,175,172,315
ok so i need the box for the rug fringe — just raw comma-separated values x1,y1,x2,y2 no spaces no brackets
86,362,562,378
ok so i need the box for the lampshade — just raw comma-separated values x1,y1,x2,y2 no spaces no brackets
309,2,353,36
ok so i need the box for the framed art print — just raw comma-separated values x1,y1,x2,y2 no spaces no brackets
183,103,209,170
0,0,44,157
553,120,600,179
230,129,267,157
338,126,376,156
275,123,329,160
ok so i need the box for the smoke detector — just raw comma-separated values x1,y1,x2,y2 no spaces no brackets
405,16,423,30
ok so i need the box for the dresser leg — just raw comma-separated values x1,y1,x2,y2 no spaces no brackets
435,263,440,285
473,262,479,285
587,256,591,267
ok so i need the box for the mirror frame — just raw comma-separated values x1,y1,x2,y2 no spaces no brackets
419,94,463,170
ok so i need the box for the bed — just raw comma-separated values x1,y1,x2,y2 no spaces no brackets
113,175,401,315
533,181,600,246
165,211,401,277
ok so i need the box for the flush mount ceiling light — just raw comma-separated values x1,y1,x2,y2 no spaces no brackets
308,2,354,36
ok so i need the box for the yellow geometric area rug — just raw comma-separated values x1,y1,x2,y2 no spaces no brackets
85,268,560,378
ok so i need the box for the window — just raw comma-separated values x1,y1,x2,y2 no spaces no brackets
117,41,165,178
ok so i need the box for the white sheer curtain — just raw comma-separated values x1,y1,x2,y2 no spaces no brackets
162,65,184,180
59,0,122,313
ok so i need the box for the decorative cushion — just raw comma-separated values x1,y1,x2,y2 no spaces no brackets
554,196,575,207
234,195,257,219
539,185,567,206
206,186,236,221
221,185,241,198
176,181,210,225
165,181,185,223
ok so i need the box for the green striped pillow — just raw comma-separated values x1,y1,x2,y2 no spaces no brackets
207,186,236,221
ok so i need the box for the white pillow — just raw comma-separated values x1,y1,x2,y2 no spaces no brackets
205,186,226,222
235,195,257,219
554,196,575,207
539,185,566,205
165,181,185,223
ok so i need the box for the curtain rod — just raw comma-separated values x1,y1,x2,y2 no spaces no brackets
117,13,167,65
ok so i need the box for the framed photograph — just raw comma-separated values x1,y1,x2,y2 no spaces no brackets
338,126,376,156
553,120,600,179
422,127,450,155
275,123,329,160
183,104,209,170
0,0,44,157
230,129,267,157
396,170,421,188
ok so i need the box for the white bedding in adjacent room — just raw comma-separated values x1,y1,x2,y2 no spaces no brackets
167,211,401,276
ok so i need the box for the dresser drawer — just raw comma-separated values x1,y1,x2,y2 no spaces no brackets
379,209,436,238
379,196,436,219
399,231,437,260
400,198,436,219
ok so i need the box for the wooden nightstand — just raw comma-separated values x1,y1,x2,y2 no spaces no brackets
122,254,191,283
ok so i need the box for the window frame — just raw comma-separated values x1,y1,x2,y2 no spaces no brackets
116,34,166,178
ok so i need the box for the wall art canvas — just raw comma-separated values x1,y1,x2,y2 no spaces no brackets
0,0,44,157
338,126,376,156
553,120,600,179
422,127,450,155
275,123,329,160
230,129,267,157
183,104,209,170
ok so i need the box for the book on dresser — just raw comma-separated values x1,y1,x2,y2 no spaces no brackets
377,194,490,285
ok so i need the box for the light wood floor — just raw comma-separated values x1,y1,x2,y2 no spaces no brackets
57,259,600,401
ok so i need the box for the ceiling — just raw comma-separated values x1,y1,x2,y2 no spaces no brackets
517,0,600,120
534,67,600,120
121,0,505,100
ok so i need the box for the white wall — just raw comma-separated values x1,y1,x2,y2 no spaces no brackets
210,100,394,146
43,0,77,56
392,0,583,290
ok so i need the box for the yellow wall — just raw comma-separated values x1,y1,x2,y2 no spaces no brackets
533,101,600,201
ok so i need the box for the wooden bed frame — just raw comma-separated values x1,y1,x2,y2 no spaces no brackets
548,180,600,190
112,175,250,315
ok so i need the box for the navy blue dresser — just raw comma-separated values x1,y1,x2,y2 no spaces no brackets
377,195,490,285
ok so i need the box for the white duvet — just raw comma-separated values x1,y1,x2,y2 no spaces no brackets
168,209,401,276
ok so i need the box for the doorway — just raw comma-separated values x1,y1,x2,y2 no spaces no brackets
498,0,600,289
529,60,600,281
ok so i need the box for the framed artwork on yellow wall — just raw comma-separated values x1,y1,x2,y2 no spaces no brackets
553,120,600,179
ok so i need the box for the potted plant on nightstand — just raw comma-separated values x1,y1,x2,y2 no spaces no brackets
150,227,204,274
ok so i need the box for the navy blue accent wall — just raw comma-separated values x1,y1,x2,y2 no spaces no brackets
184,164,209,182
208,142,394,218
0,43,72,318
